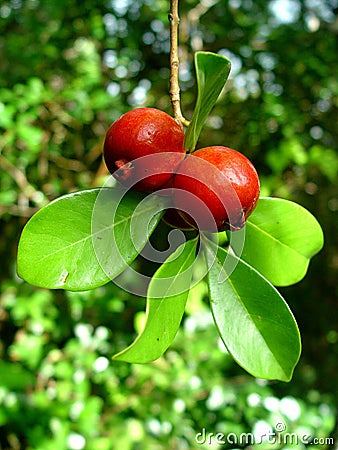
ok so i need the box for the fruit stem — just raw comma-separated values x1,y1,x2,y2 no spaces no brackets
169,0,190,129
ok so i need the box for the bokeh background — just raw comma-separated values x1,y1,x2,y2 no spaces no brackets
0,0,337,449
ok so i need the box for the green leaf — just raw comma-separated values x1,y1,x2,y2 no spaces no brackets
242,197,324,286
0,361,35,390
17,188,167,291
204,239,301,381
113,237,198,363
184,52,231,152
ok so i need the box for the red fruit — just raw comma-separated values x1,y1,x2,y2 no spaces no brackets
103,108,185,192
172,146,260,232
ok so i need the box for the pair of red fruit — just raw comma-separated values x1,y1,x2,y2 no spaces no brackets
103,108,260,232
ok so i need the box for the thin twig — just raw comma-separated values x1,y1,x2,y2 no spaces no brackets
0,154,42,201
186,0,218,51
169,0,189,128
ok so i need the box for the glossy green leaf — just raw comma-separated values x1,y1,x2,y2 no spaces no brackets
204,240,301,381
17,188,167,291
242,197,324,286
113,237,198,363
184,51,231,152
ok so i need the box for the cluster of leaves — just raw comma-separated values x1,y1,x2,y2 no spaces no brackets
17,53,323,382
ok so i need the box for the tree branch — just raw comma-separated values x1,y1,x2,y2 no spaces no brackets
169,0,189,128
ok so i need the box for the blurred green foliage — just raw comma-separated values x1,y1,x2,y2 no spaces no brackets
0,0,337,448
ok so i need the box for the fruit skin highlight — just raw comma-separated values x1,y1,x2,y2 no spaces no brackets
172,146,260,232
103,108,185,192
